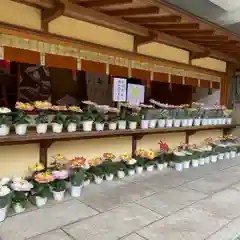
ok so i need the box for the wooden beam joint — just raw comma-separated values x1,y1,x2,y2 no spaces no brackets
190,50,211,61
133,32,157,52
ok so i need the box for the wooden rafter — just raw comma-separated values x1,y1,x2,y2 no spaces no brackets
173,30,215,37
41,1,65,32
124,15,181,23
133,32,158,52
80,0,133,8
145,23,199,30
192,40,239,45
184,35,229,41
190,50,211,60
102,6,160,16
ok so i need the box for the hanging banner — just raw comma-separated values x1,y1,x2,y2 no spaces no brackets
127,84,145,105
113,77,127,102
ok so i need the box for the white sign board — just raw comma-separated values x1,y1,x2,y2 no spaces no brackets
113,77,127,102
127,84,145,105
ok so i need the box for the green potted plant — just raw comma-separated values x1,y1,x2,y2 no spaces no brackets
83,171,93,186
115,161,128,179
13,110,32,135
0,107,11,136
51,112,65,133
135,149,147,174
51,170,68,201
172,151,185,171
89,166,104,184
165,108,174,128
156,109,168,128
65,113,79,133
35,110,48,134
81,103,95,132
94,112,106,131
118,105,127,130
0,185,11,222
127,111,140,130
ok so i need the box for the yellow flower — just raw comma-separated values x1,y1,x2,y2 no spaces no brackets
135,149,147,157
146,150,155,160
54,154,65,160
120,153,131,161
89,157,103,166
29,163,44,172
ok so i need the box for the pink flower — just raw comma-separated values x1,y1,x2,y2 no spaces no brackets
52,170,69,180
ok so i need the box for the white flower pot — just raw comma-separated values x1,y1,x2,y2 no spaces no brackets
227,118,232,125
204,157,210,164
181,119,188,127
83,179,90,187
0,206,8,222
35,196,47,207
194,119,201,126
128,169,135,176
105,174,114,181
52,123,63,133
15,124,28,135
136,166,143,174
166,119,173,128
183,161,190,169
201,119,208,126
169,161,175,167
146,165,154,172
220,118,224,124
173,119,181,127
70,185,82,197
95,122,105,131
188,119,193,126
129,121,137,130
82,121,93,132
53,190,65,201
141,120,149,129
118,120,127,130
117,171,125,179
175,162,183,171
213,119,218,125
222,118,226,124
94,176,103,184
157,119,166,128
108,122,117,130
192,159,199,167
67,123,77,132
199,158,205,165
218,153,225,160
13,203,25,214
211,155,218,163
0,125,10,136
238,152,240,157
231,151,236,158
149,119,157,128
36,123,48,134
157,163,164,171
225,152,230,160
163,162,168,168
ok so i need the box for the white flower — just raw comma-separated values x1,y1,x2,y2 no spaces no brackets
173,151,185,156
126,158,137,165
0,107,11,114
0,185,10,196
10,179,33,192
0,177,10,186
82,101,96,106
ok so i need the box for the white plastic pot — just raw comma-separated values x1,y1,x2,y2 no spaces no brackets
52,123,63,133
0,125,10,136
238,152,240,157
82,121,93,132
35,196,47,207
157,119,166,128
117,170,125,179
199,158,205,165
108,122,117,130
216,118,221,125
204,157,210,164
149,119,157,128
118,120,127,130
83,179,90,187
208,119,213,125
13,203,25,214
136,166,143,174
222,118,226,125
53,190,65,201
231,151,237,158
67,123,77,132
95,122,105,131
70,185,82,197
141,120,149,129
36,123,48,134
175,162,183,171
129,121,137,130
211,155,218,163
146,165,154,172
192,159,199,167
94,176,103,184
169,161,175,167
128,169,135,176
0,206,8,222
188,119,193,126
105,174,114,181
166,119,173,128
15,124,28,135
173,119,181,127
225,152,230,160
227,118,232,125
218,153,225,160
181,119,188,127
194,119,201,126
163,162,168,168
157,163,164,171
183,161,190,169
201,119,208,126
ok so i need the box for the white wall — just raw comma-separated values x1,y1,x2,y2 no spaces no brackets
192,88,220,106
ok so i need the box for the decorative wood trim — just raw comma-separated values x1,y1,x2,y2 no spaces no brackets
132,68,151,81
171,75,183,85
81,59,106,74
185,77,198,87
109,64,128,77
153,72,169,82
199,79,210,88
45,54,77,69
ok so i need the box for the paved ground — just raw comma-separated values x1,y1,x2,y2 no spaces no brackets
1,158,240,240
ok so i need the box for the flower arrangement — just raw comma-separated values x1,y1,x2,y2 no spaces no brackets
0,107,12,136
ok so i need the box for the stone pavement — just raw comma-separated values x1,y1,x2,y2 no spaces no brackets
2,158,240,240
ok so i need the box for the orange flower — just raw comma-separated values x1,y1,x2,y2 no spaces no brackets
34,172,55,183
135,149,147,157
146,150,155,160
89,157,103,166
69,157,87,168
103,153,115,160
120,153,131,161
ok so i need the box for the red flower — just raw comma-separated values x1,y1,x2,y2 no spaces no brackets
158,140,170,153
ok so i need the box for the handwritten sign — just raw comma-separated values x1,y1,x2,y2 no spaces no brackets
113,77,127,102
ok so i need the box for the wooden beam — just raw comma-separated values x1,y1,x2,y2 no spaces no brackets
124,15,181,23
191,41,239,46
41,1,65,32
103,6,160,16
190,50,211,60
181,35,229,41
165,30,215,35
80,0,133,8
145,23,199,30
133,32,158,52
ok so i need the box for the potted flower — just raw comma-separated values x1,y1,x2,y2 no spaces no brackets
51,170,68,201
224,109,232,125
69,157,89,197
30,171,54,207
0,107,11,136
135,149,147,174
166,108,174,128
83,171,93,186
81,101,96,131
115,161,127,179
10,178,33,213
0,185,11,222
192,102,204,126
101,153,116,180
172,151,185,171
118,104,127,130
139,104,154,129
88,157,104,184
51,112,65,133
94,112,106,131
173,107,183,128
156,109,168,128
14,102,33,135
65,106,82,132
158,140,171,168
127,111,140,130
107,107,119,130
120,153,136,176
145,150,156,171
